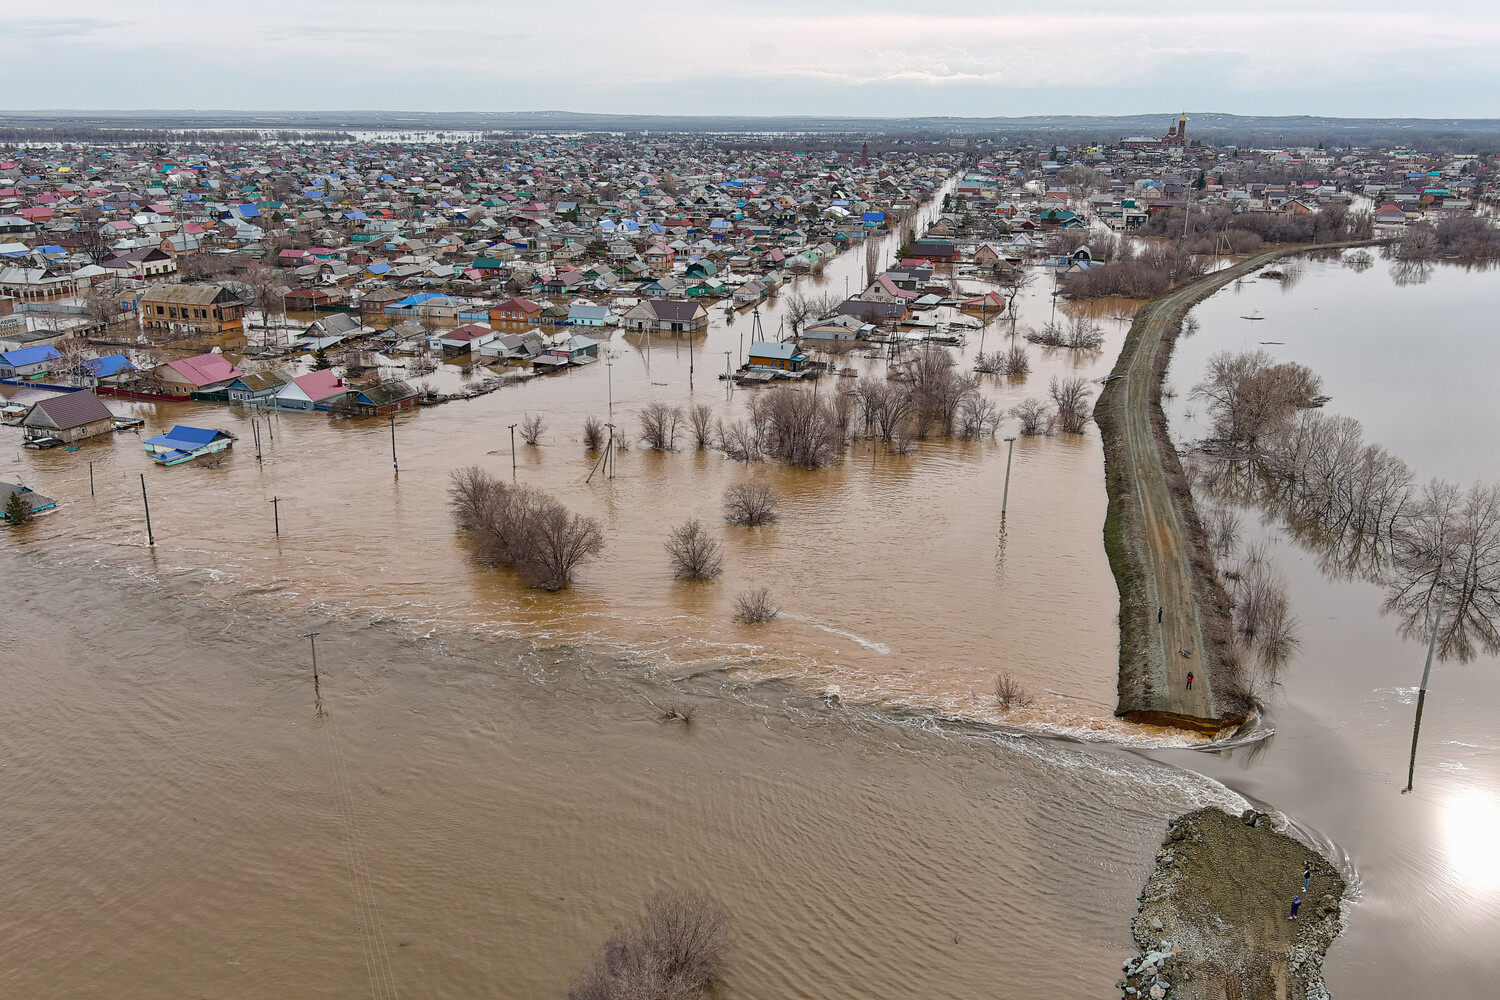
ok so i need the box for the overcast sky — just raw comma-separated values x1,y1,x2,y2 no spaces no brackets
6,0,1496,118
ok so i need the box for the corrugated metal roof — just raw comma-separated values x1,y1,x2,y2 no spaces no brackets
24,390,112,429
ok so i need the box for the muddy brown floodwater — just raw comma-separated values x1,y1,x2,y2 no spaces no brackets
0,543,1250,999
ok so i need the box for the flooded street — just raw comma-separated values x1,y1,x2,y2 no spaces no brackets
2,200,1154,742
1159,254,1500,997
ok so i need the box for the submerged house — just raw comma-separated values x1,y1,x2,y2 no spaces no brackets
274,370,348,411
0,344,62,379
802,314,873,342
21,391,114,444
151,353,245,399
439,323,498,357
547,335,600,365
226,368,293,404
478,330,547,361
143,425,235,465
620,299,709,334
1,481,57,518
344,380,419,416
80,354,138,387
747,340,808,372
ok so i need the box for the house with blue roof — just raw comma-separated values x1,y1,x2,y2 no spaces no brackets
143,425,235,466
567,303,610,327
80,354,138,385
0,344,62,378
747,340,808,372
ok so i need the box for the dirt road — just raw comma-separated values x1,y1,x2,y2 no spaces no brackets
1096,245,1366,730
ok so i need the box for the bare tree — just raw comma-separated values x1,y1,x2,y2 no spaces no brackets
853,375,914,443
520,412,546,446
746,388,842,468
1386,480,1500,663
1003,343,1031,375
717,418,763,463
570,890,733,1000
723,482,780,526
583,415,605,452
1010,397,1052,436
901,346,972,438
1205,503,1242,557
688,403,714,450
666,519,724,580
83,284,123,327
995,265,1035,333
973,351,1005,375
784,292,840,337
243,264,287,330
639,400,684,451
732,588,780,624
1062,316,1104,350
1049,375,1093,435
994,672,1032,710
1231,563,1301,681
1191,350,1325,452
447,467,603,590
957,395,1001,440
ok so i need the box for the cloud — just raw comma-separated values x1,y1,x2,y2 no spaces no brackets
4,1,1496,117
8,15,124,40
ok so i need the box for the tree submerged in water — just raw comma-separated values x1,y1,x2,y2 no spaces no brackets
447,466,603,590
569,890,733,1000
5,489,34,526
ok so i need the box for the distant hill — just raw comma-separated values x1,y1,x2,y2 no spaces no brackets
3,109,1498,145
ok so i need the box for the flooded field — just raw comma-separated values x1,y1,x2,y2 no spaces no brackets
1158,252,1500,997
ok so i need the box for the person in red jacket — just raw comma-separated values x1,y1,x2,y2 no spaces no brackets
1185,671,1194,690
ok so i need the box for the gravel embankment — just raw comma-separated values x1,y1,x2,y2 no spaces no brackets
1122,807,1346,1000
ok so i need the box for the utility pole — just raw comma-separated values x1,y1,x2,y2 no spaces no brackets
301,631,326,717
270,496,281,535
252,417,262,462
89,461,94,496
508,422,518,479
140,473,154,547
1001,436,1017,516
389,412,398,475
1405,603,1445,794
605,359,614,422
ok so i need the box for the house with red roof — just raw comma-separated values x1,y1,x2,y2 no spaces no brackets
439,323,499,357
150,352,246,399
489,297,544,327
274,369,349,411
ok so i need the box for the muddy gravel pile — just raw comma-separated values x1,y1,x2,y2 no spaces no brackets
1122,807,1345,1000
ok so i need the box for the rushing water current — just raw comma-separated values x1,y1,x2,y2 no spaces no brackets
0,544,1248,998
